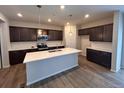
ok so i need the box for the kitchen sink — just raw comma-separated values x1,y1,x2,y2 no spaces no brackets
48,49,62,53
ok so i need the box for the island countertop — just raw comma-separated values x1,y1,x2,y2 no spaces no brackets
23,48,81,63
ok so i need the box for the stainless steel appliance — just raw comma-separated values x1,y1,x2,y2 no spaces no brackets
37,35,48,50
37,43,48,50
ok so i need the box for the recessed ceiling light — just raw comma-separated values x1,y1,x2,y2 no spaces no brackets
48,18,52,22
67,22,70,25
60,5,65,10
17,13,23,17
85,14,90,18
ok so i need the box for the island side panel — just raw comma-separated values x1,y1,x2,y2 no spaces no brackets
26,53,78,86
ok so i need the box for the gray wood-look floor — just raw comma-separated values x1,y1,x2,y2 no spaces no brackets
0,56,124,88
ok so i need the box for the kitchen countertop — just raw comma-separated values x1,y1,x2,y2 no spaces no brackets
24,48,81,64
8,45,64,51
87,47,112,53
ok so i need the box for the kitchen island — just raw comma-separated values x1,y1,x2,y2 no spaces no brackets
24,48,81,86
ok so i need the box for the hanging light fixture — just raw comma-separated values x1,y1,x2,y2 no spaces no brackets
68,14,73,36
37,5,42,36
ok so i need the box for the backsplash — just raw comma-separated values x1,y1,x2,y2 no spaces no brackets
91,42,112,50
80,35,112,56
9,41,64,51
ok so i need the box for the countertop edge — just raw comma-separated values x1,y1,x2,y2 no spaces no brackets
23,48,81,64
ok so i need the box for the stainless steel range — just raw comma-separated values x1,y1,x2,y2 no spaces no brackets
37,43,48,50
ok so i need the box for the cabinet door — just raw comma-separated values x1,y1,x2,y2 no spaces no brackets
87,48,111,68
10,26,37,42
90,26,103,41
48,30,55,41
20,27,30,41
55,31,63,40
78,28,91,35
9,50,26,65
48,30,63,41
78,29,88,35
100,52,111,68
28,28,37,41
9,26,20,42
103,24,113,42
87,49,99,63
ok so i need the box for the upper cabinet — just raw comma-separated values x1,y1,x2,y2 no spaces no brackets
9,26,63,42
90,26,104,41
78,28,91,35
19,27,37,41
48,30,63,41
78,24,113,42
10,27,20,42
9,26,37,42
103,24,113,42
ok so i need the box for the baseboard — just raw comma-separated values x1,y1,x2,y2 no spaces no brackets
2,64,10,69
80,53,86,56
110,68,120,72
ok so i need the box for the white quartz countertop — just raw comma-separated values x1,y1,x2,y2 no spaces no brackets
24,48,81,63
87,47,112,53
9,45,64,51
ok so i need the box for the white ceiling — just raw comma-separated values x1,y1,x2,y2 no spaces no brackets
0,5,124,26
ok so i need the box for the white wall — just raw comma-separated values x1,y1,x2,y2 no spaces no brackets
0,12,10,68
64,25,77,48
10,41,63,51
79,17,113,29
121,14,124,68
111,11,123,72
91,42,112,51
9,21,64,50
9,21,63,30
80,35,91,56
79,17,113,56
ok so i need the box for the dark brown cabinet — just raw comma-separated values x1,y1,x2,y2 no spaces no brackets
10,27,20,42
19,27,29,41
29,28,37,41
78,24,113,42
9,26,63,42
87,48,111,68
9,26,37,42
9,50,26,65
48,30,55,41
55,31,63,40
90,26,104,41
78,28,91,35
48,30,63,41
103,24,113,42
20,28,37,41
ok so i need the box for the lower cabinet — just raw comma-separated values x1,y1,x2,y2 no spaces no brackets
86,48,111,68
9,50,26,65
9,46,65,65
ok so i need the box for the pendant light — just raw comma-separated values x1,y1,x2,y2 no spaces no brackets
37,5,42,36
68,14,72,36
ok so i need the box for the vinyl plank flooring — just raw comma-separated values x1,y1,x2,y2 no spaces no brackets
0,64,26,88
0,55,124,88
